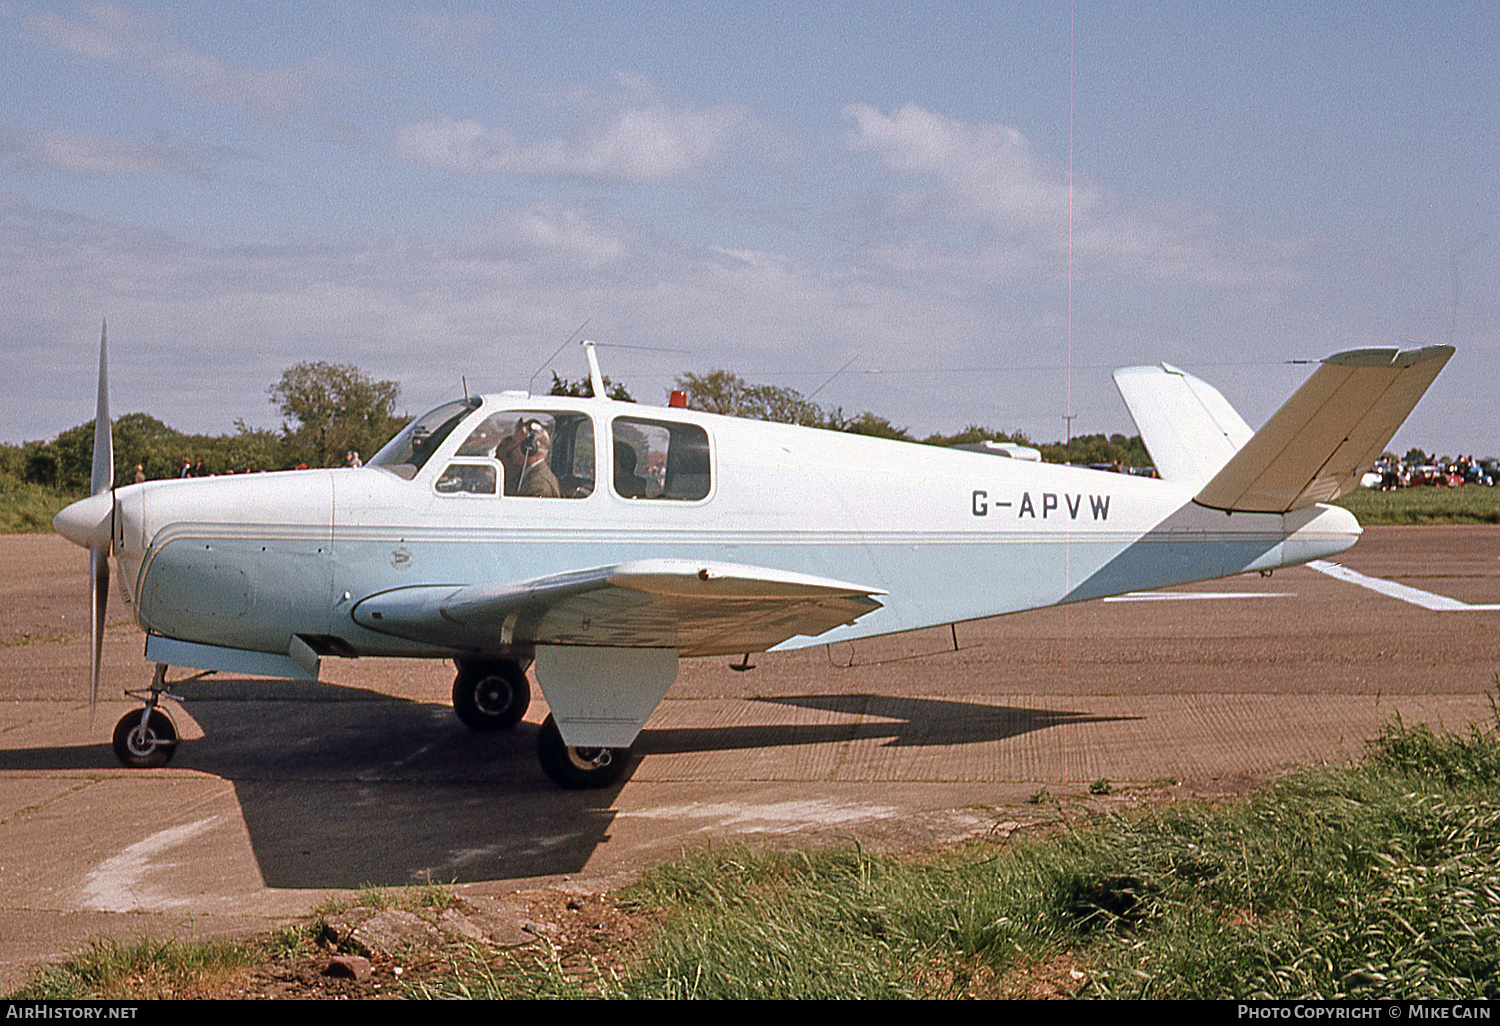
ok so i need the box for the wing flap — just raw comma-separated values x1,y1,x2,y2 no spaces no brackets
1194,344,1453,513
352,559,885,657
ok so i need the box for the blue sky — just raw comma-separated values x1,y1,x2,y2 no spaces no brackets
2,1,1495,456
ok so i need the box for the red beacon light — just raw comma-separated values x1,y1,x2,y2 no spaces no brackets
668,390,687,408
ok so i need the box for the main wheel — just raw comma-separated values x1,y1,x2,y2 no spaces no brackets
452,660,530,732
112,708,178,768
536,714,630,789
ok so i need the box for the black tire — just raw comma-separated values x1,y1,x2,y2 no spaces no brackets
536,714,630,789
112,708,178,768
452,660,530,732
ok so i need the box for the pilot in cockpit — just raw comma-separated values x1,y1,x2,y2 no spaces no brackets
496,419,562,498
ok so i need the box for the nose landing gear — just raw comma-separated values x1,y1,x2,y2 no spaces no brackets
110,664,180,768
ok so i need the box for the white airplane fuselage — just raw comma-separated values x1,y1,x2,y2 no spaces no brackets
107,394,1360,665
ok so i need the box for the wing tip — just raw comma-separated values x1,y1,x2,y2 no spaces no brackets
1324,343,1455,369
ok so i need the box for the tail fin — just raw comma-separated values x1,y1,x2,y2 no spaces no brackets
1194,344,1453,513
1113,362,1253,485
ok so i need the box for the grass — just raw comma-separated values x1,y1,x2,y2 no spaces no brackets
0,481,76,533
314,879,459,918
1,883,450,1000
422,708,1500,1000
1335,485,1500,525
5,936,262,1000
11,716,1500,1000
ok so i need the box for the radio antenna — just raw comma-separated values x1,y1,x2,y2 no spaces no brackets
583,339,607,399
528,317,591,397
806,354,858,402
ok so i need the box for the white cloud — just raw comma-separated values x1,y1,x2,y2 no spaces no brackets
393,102,747,183
843,102,1281,287
844,102,1087,235
0,128,236,180
458,205,632,269
16,2,342,118
0,194,1011,436
0,188,1345,454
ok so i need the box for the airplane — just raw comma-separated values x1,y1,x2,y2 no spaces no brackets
53,329,1453,788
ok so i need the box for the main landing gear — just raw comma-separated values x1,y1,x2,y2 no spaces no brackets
111,664,180,768
451,659,629,788
536,714,630,789
451,658,532,731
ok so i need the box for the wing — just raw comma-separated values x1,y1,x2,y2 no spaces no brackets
351,559,886,657
1194,344,1453,513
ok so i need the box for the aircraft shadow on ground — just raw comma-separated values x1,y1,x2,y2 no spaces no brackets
641,693,1132,755
0,680,1130,889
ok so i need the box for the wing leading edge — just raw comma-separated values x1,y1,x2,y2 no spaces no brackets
351,559,886,657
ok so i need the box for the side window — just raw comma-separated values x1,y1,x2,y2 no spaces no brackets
452,411,595,498
613,418,711,501
434,462,498,495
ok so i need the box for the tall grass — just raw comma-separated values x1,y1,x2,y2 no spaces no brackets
429,711,1500,999
0,481,75,533
6,936,259,1000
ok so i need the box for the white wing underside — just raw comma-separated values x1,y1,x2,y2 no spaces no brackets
351,558,885,658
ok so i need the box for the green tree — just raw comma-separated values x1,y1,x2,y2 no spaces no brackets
674,370,824,426
113,413,186,481
1037,432,1152,467
549,372,634,402
921,425,1036,449
20,442,60,488
0,443,23,484
825,409,912,441
269,362,402,468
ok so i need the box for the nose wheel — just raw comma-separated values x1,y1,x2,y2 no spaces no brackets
112,708,178,768
110,664,180,768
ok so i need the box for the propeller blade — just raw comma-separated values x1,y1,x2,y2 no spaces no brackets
89,546,108,725
91,320,112,497
87,319,113,726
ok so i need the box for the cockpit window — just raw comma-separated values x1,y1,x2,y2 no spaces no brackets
452,410,595,498
368,399,479,480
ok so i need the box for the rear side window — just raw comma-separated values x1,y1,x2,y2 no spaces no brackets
612,418,711,501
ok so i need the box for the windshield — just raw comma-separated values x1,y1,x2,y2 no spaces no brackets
368,399,480,480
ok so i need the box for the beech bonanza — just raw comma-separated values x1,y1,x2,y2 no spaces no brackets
54,333,1452,787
